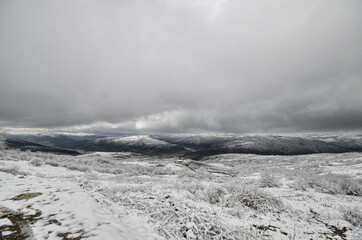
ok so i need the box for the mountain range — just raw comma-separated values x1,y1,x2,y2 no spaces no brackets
2,133,362,159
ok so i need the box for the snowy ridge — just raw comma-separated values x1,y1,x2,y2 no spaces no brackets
93,135,185,154
97,135,177,147
153,133,233,146
218,136,347,154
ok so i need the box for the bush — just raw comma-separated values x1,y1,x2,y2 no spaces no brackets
294,173,362,196
45,160,59,167
338,177,362,196
0,164,26,176
258,171,281,188
207,187,227,204
66,163,90,172
184,183,285,213
225,187,284,213
29,158,44,167
150,206,263,240
341,206,362,228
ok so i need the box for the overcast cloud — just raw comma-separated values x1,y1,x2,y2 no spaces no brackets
0,0,361,133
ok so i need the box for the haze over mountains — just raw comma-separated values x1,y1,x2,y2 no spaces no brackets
3,133,362,159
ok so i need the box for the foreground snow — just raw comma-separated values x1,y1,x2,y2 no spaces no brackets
0,158,162,239
1,150,362,239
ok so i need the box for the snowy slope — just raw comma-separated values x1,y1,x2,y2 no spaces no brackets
97,135,177,147
0,161,163,240
94,135,185,154
153,133,233,147
218,135,348,155
157,134,362,159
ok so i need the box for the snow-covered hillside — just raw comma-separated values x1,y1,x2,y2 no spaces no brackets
94,135,185,154
1,148,361,239
5,133,362,158
153,133,233,146
96,135,178,147
155,134,362,156
218,135,347,154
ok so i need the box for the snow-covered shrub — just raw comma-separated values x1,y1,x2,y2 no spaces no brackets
19,153,30,161
66,162,90,172
29,158,44,166
224,186,284,213
227,207,247,219
84,171,100,180
44,159,59,167
258,171,281,188
0,164,26,175
151,166,179,176
293,175,308,191
294,173,362,196
337,176,362,196
34,152,48,159
182,182,208,202
150,204,262,240
207,187,227,204
7,154,21,161
341,206,362,228
117,164,151,176
43,155,72,167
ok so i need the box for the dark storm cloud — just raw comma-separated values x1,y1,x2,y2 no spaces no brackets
0,0,362,133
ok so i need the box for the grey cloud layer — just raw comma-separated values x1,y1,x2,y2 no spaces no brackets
1,0,361,132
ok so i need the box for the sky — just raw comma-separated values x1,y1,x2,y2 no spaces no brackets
0,0,362,134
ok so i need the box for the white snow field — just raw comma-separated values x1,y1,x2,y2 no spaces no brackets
1,149,361,239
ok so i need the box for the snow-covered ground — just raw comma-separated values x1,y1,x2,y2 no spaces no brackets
0,165,162,239
1,149,361,239
95,135,176,147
